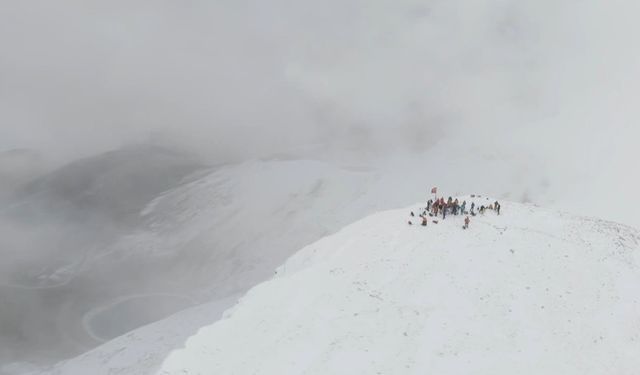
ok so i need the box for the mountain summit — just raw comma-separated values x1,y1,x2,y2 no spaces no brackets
158,198,640,375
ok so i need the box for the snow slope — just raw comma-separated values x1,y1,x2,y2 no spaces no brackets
25,158,408,374
23,146,639,374
158,198,640,375
0,146,205,369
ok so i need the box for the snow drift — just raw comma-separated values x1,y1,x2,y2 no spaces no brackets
158,198,640,375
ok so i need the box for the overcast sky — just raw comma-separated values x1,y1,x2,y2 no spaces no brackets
1,0,639,204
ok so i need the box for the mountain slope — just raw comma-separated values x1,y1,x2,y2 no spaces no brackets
27,158,403,374
0,146,205,368
14,146,638,373
158,199,640,375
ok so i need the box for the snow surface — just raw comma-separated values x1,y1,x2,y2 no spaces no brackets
29,151,640,374
29,158,409,374
157,198,640,375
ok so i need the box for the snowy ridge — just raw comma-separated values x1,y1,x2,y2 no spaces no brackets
159,198,640,375
16,147,638,373
28,158,398,375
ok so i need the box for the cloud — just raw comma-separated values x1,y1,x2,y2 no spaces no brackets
0,0,638,207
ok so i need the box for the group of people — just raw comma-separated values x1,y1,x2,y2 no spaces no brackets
408,194,502,230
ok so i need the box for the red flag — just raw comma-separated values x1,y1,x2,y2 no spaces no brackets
431,187,437,194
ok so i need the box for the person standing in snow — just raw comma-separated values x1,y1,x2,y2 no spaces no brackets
427,199,433,211
495,201,501,215
461,200,467,214
464,216,470,229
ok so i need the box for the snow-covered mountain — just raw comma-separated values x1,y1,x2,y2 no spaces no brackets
4,143,638,374
2,145,432,372
0,146,205,369
39,198,640,375
157,198,640,374
13,155,417,374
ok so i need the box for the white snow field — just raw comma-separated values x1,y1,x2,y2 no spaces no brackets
25,148,639,375
157,198,640,375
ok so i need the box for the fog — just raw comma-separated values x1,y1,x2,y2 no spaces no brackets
2,1,637,161
1,0,640,371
